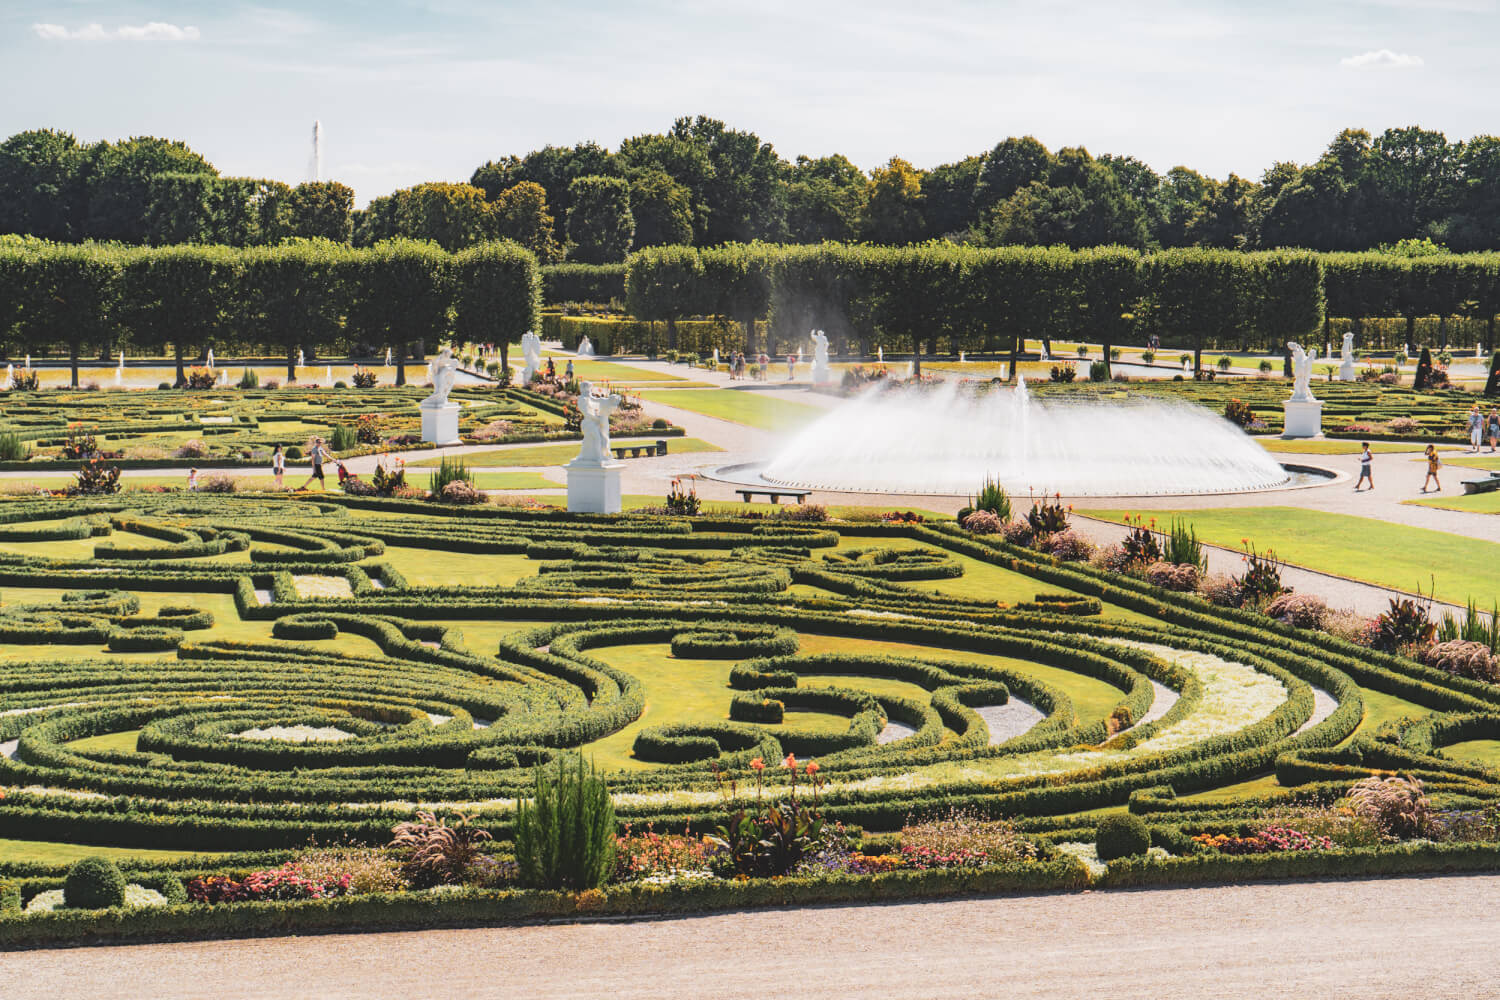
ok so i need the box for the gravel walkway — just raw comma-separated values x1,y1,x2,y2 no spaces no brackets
12,874,1499,998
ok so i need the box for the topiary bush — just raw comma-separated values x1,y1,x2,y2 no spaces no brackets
1095,813,1151,862
63,857,127,909
514,756,617,891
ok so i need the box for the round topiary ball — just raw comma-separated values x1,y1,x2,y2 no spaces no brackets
63,856,127,909
1095,813,1152,862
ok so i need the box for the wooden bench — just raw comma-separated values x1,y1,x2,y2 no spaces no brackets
735,487,811,505
1462,473,1500,495
611,440,669,460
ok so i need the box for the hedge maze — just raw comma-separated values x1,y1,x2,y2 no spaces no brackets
5,493,1500,940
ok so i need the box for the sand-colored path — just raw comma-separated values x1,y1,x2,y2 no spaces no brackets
7,874,1499,999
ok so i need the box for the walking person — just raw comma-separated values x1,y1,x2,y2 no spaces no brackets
271,444,285,489
1468,404,1484,453
565,359,574,381
786,353,796,380
1354,442,1374,491
298,436,329,491
1421,443,1442,493
1489,407,1500,453
186,467,199,492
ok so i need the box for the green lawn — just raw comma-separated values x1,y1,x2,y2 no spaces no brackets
1256,439,1441,455
1435,455,1500,472
1407,491,1500,515
407,438,723,468
1081,507,1500,607
636,389,824,431
1443,739,1500,769
0,837,228,866
560,361,686,383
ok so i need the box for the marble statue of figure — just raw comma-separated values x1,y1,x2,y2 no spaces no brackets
1288,341,1318,401
1339,332,1356,381
422,348,458,407
577,335,595,358
810,329,831,382
521,331,543,384
575,381,622,465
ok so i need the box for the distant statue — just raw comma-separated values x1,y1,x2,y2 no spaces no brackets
422,348,458,407
577,335,595,358
521,331,543,384
810,329,831,383
575,381,622,465
1339,332,1356,381
1288,341,1318,401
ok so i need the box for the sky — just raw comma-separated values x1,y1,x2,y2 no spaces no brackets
3,0,1498,206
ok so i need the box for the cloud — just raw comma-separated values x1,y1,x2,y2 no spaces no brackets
32,22,201,42
1339,48,1424,69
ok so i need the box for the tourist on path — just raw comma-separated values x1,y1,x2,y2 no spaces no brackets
1489,407,1500,453
298,437,329,491
565,359,574,380
187,467,198,492
1468,404,1484,453
271,445,285,488
1421,444,1442,493
786,354,796,380
1354,442,1374,491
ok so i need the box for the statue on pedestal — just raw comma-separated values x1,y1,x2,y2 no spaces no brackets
1288,342,1318,401
422,348,457,407
1339,332,1356,381
521,331,542,384
810,329,831,383
574,381,622,465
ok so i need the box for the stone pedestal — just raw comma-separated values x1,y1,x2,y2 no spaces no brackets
1339,359,1355,381
566,461,624,513
1282,398,1323,439
811,361,831,384
420,401,461,445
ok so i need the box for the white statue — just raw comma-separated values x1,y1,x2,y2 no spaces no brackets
297,349,304,368
521,331,543,384
206,349,215,369
1288,342,1318,402
577,335,594,358
422,348,458,407
810,329,831,383
1339,332,1356,381
575,381,622,465
384,347,393,368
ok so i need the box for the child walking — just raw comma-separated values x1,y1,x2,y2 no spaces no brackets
1354,442,1373,491
1421,444,1442,493
271,444,285,488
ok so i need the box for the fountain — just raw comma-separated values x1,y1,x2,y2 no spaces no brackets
385,347,392,368
219,369,229,386
757,378,1290,496
298,349,305,368
959,350,966,364
24,355,30,370
877,346,884,363
3,363,11,388
327,365,334,384
713,348,720,366
207,349,215,369
114,367,122,387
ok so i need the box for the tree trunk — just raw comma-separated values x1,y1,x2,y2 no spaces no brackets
1193,342,1203,379
395,341,406,386
1405,315,1416,356
287,344,297,382
1042,336,1052,359
1009,332,1020,382
1440,316,1448,351
1101,337,1112,379
666,318,678,352
911,333,921,377
1487,314,1495,355
499,341,509,382
174,343,186,386
70,342,79,389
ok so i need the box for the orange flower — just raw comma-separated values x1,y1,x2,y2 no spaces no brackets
805,760,820,776
782,753,797,770
749,757,765,771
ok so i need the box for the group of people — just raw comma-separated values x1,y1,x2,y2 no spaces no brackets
1467,404,1500,453
724,351,800,381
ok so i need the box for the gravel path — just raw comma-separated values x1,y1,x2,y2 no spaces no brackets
12,874,1500,999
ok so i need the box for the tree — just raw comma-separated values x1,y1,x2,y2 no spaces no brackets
491,181,563,263
84,136,217,243
392,183,495,249
1141,249,1245,375
472,142,614,224
348,240,450,385
241,240,352,380
119,245,239,384
567,176,634,264
1249,251,1325,353
786,155,867,243
987,160,1149,249
454,241,542,377
700,243,773,353
625,245,705,351
862,157,926,244
25,245,120,387
289,181,355,242
922,155,984,238
767,243,866,355
973,136,1053,212
627,169,694,248
667,116,788,244
0,129,87,241
1368,126,1457,246
1074,246,1141,377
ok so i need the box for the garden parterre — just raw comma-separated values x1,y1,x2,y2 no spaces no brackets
3,492,1500,943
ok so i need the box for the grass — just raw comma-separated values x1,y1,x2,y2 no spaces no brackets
1081,506,1500,607
0,837,229,866
1432,454,1500,472
406,438,723,468
560,361,685,383
1256,439,1443,455
1407,491,1500,515
1442,739,1500,769
635,389,824,431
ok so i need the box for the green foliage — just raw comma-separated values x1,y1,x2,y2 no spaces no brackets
236,368,259,389
973,476,1011,521
1162,518,1207,572
329,424,356,452
567,176,634,264
1095,813,1151,862
513,756,617,891
427,456,471,496
63,857,126,909
0,431,28,461
73,458,120,495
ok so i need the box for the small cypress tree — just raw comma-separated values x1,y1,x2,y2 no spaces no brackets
1414,346,1433,390
514,755,616,891
1486,350,1500,397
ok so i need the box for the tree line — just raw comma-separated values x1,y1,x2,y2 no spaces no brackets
5,119,1500,260
0,237,539,388
622,243,1500,374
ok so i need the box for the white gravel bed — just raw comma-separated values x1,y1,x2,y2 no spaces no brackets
976,700,1046,745
0,739,18,760
877,721,918,744
1293,686,1339,736
291,575,354,599
230,725,354,743
1134,680,1181,728
25,885,167,913
252,589,273,606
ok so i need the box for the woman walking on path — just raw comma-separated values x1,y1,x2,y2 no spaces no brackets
1488,407,1500,453
271,445,285,488
1468,405,1484,453
298,437,329,491
1421,444,1442,493
1354,442,1374,491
